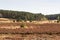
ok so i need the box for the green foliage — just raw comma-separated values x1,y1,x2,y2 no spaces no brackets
56,16,60,23
20,23,26,28
57,16,60,21
45,14,60,20
0,10,46,21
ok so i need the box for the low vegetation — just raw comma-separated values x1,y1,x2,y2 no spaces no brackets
0,9,60,40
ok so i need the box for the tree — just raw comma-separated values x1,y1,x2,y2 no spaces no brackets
57,16,60,21
57,16,60,23
0,13,3,18
0,10,46,21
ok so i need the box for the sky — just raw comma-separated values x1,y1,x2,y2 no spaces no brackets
0,0,60,15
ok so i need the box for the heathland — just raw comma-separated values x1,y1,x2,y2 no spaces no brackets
0,10,60,40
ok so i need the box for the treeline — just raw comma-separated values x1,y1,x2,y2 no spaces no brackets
0,9,60,21
45,14,60,20
0,10,47,21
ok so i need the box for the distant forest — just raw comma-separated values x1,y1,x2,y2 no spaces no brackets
0,10,60,21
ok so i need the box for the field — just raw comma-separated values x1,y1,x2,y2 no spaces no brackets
0,23,60,33
0,22,60,40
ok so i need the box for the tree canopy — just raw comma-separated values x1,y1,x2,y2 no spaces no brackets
0,10,46,21
0,9,60,21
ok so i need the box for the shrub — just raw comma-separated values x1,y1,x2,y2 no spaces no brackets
48,32,52,35
57,20,59,23
20,23,25,28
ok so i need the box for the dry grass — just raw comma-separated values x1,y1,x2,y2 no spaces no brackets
0,34,60,40
0,18,60,40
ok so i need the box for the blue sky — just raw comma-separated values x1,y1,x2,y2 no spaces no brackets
0,0,60,15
